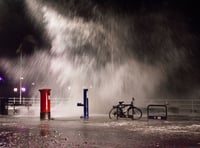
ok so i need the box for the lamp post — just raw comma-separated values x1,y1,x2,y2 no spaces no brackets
17,35,36,104
17,42,23,104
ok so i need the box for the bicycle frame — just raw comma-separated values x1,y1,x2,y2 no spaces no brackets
109,98,142,120
113,103,133,119
116,107,125,119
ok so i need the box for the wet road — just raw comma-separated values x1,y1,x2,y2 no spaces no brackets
0,115,200,147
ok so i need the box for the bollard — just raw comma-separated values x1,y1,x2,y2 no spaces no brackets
77,89,89,119
39,89,51,120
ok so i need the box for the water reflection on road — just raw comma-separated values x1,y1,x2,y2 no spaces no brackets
0,116,200,147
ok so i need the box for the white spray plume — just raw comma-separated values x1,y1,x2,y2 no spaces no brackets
0,0,180,116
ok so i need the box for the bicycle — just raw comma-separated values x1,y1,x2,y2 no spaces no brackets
109,98,142,120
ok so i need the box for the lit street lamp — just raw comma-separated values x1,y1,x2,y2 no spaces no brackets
17,35,36,104
17,42,23,104
13,88,18,92
22,87,26,92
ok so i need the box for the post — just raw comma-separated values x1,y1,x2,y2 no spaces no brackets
19,44,23,104
83,89,89,118
39,89,51,120
77,89,89,119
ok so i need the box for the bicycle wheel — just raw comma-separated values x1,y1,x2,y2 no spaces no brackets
109,108,118,119
127,107,142,120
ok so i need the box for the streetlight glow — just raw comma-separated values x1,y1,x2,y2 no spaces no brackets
14,88,18,92
67,86,71,90
21,87,26,92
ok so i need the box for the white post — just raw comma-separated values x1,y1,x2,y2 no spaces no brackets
18,44,23,104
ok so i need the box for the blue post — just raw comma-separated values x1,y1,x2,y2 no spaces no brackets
77,89,89,119
83,89,88,118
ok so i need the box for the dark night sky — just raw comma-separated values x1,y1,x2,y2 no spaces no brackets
0,0,200,97
0,0,199,55
0,0,199,56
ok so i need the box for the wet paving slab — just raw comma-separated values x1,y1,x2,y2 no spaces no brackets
0,115,200,147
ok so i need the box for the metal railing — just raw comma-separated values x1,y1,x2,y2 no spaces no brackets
5,97,69,115
141,99,200,116
3,98,200,117
7,97,69,106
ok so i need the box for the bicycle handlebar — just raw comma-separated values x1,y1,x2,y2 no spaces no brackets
113,103,133,108
115,97,135,107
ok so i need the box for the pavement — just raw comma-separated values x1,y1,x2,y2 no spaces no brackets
0,115,200,148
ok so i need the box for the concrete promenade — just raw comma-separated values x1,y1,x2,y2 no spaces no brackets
0,115,200,147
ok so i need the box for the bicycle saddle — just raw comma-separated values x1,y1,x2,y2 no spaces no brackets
119,101,124,104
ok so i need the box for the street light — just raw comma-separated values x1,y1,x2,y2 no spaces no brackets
22,87,26,92
13,88,18,92
17,35,36,104
17,42,23,104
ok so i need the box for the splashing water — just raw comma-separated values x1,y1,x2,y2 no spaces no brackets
0,0,192,115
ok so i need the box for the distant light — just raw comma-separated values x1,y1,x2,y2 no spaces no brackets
0,76,3,81
67,86,71,90
32,82,35,86
20,76,24,80
21,87,26,92
14,88,18,92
